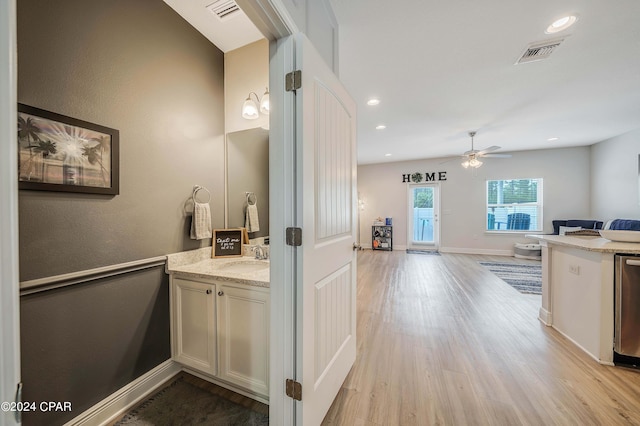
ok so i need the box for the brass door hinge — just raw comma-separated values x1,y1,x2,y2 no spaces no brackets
286,378,302,401
285,70,302,92
286,227,302,247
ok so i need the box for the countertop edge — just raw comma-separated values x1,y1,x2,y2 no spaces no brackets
168,269,269,288
526,234,640,254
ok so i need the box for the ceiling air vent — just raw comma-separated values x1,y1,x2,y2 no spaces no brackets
207,0,241,21
516,38,565,64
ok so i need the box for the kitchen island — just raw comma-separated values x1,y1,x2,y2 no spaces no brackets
527,234,640,365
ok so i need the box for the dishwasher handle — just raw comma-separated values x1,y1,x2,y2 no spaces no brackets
626,259,640,267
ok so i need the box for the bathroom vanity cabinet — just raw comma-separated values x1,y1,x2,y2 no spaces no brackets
170,275,270,400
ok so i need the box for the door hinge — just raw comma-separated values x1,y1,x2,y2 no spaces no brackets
286,227,302,247
285,70,302,92
286,379,302,401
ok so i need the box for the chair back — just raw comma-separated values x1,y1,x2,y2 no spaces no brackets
507,213,530,230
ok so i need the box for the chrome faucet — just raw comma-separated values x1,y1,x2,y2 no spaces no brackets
254,244,269,260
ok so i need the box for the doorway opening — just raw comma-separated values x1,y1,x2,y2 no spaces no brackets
407,183,440,250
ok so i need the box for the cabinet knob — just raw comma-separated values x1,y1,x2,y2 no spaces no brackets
206,289,212,294
218,291,224,296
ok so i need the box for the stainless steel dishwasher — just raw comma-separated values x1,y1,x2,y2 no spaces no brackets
615,254,640,359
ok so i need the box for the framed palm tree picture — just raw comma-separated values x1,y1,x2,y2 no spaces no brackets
17,104,119,195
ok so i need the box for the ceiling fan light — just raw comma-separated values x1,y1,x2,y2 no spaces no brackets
461,160,470,168
242,96,259,120
470,158,483,168
260,88,270,115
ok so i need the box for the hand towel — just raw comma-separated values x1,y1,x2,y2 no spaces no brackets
190,202,212,240
245,203,260,233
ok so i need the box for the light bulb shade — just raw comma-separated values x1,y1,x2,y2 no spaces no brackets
260,89,270,115
242,97,259,120
469,158,483,168
461,160,470,168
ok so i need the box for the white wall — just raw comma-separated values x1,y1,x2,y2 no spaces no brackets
358,146,591,254
271,0,338,74
590,128,640,220
225,39,269,133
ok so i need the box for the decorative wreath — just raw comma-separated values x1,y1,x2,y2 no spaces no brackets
411,172,423,183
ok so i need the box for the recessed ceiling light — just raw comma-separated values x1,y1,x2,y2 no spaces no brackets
367,98,380,106
384,153,392,157
547,137,559,141
546,15,578,34
376,125,386,130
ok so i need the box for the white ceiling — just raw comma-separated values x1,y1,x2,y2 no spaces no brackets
163,0,263,53
330,0,640,164
167,0,640,166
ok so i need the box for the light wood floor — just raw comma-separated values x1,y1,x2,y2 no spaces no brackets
322,250,640,425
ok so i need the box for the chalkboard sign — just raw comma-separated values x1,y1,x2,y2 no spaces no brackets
212,229,244,258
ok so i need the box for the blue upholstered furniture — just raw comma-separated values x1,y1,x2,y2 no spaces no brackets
552,220,603,235
608,219,640,231
507,213,531,230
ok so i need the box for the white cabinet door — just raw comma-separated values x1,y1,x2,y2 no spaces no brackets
172,277,217,376
217,284,270,397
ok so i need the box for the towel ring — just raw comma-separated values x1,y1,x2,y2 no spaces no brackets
192,185,211,204
246,192,257,206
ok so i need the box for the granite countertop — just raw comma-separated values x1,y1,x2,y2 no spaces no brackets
527,234,640,254
166,247,269,288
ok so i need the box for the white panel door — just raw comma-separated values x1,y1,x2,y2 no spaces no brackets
295,33,357,426
1,1,21,425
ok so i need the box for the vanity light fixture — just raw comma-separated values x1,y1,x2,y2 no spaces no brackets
545,15,578,34
242,87,270,120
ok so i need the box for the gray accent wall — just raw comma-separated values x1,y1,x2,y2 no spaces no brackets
18,0,225,281
17,0,225,424
20,267,170,426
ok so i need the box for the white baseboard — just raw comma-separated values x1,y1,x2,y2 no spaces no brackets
439,246,513,256
64,359,181,426
551,325,614,366
538,307,552,325
362,246,513,256
182,367,269,405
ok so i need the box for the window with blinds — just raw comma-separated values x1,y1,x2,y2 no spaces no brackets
486,178,543,231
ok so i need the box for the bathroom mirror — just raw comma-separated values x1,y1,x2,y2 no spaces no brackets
226,127,269,239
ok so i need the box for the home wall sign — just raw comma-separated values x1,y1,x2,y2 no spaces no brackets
402,171,447,183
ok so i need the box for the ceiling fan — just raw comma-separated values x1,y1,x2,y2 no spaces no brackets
458,131,511,168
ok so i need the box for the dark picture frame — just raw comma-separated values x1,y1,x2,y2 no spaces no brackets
17,103,119,195
212,229,244,258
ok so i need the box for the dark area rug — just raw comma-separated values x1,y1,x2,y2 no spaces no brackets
478,261,542,295
406,249,440,255
115,377,269,426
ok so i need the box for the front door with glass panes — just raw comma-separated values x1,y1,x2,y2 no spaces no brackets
407,183,440,250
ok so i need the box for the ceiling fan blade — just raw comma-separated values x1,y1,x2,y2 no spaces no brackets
476,145,500,156
481,153,512,158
